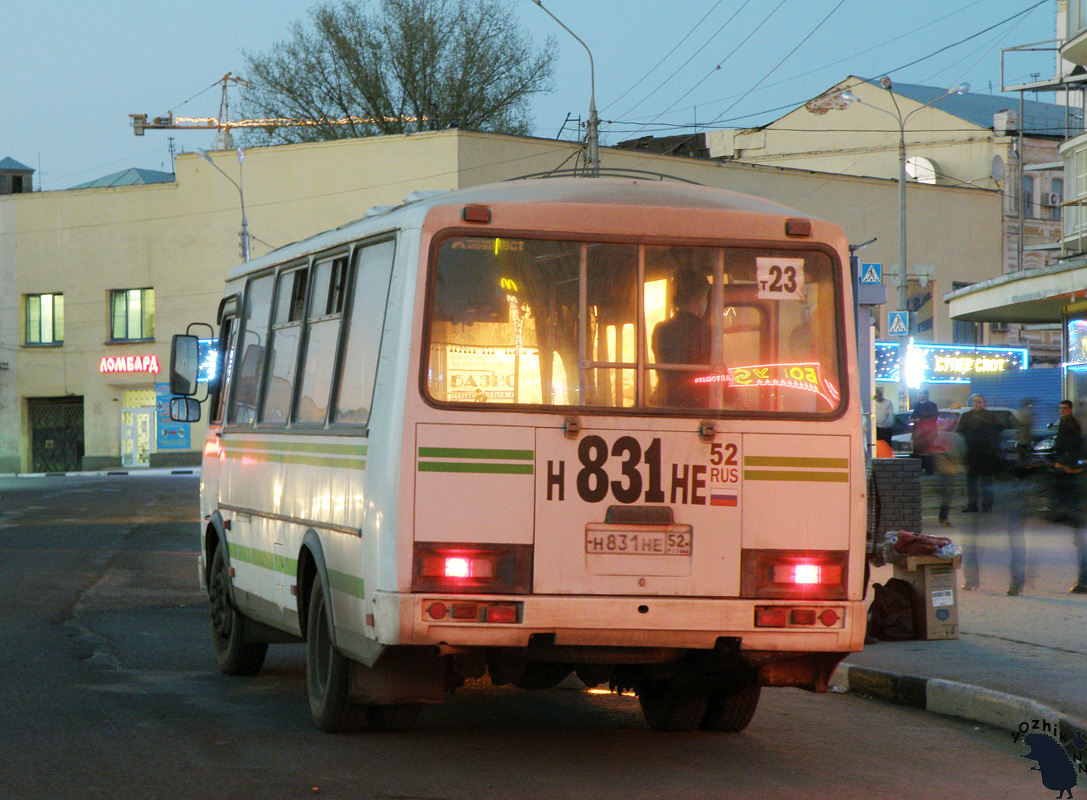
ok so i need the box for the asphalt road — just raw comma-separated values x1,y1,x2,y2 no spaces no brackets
0,474,1053,799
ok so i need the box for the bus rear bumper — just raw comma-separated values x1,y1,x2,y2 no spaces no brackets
373,591,867,655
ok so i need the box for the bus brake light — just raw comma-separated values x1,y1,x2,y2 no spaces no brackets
412,543,531,594
742,549,848,599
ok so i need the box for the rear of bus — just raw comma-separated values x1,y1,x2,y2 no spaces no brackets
392,180,866,731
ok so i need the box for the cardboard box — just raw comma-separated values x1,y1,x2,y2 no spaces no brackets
892,555,961,640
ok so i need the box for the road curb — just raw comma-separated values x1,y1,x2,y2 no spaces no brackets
833,662,1087,741
0,468,200,479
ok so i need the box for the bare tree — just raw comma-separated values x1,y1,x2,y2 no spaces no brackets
238,0,555,143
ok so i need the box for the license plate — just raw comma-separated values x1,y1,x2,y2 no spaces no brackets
584,526,692,556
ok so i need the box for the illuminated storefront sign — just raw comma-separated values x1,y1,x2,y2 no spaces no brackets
875,342,1028,384
98,354,161,374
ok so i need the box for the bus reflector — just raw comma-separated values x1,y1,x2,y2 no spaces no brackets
485,604,517,624
789,608,817,626
422,599,523,623
755,607,789,627
755,606,844,628
451,603,478,619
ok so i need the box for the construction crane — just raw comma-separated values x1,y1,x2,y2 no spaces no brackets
130,72,428,148
130,73,252,149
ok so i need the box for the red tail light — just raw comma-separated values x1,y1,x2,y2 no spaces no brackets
741,549,848,599
412,543,531,594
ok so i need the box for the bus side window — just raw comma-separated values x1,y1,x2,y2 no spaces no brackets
333,239,395,426
294,256,349,424
229,274,274,425
261,267,307,425
210,316,238,424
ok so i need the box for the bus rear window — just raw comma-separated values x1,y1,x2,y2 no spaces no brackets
425,236,843,416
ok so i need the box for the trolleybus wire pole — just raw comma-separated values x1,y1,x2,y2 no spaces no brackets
530,0,599,177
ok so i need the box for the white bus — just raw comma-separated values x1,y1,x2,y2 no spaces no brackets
170,176,867,733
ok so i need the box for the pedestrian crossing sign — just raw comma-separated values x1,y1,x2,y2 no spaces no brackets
860,263,882,284
888,311,908,335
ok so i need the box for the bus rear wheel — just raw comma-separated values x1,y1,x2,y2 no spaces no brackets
208,546,267,676
306,579,366,733
637,680,710,732
700,683,761,732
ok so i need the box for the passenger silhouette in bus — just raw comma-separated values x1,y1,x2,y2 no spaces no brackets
652,271,712,407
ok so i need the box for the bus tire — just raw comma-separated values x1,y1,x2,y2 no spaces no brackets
208,546,268,676
306,579,365,733
700,683,761,732
638,681,709,732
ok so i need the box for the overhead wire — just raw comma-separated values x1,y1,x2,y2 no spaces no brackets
634,0,788,131
613,0,1049,140
613,0,754,119
603,0,727,113
697,0,848,130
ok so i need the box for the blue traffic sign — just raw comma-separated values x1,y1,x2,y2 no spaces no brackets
888,311,908,336
860,263,882,284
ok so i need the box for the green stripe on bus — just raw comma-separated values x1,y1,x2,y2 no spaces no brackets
417,447,533,460
223,440,366,470
227,439,366,456
229,543,287,574
227,543,363,597
231,451,366,470
743,456,849,469
329,569,365,599
418,462,534,474
744,470,849,483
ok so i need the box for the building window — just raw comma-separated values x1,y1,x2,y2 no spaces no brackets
25,293,64,345
1022,175,1035,219
110,288,155,341
1051,178,1064,221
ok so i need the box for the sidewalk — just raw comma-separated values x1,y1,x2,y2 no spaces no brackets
834,474,1087,738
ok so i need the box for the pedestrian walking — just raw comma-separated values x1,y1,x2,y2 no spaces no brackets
1001,398,1037,596
911,390,939,475
1050,399,1087,594
932,428,964,528
874,387,895,444
958,394,1003,513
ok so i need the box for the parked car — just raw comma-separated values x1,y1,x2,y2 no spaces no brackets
1001,419,1060,468
890,406,1018,457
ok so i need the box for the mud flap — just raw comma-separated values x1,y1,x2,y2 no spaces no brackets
748,652,845,692
348,646,447,704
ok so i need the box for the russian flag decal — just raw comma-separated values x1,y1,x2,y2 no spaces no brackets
710,491,738,507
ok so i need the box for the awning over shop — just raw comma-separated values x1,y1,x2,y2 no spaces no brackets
945,256,1087,324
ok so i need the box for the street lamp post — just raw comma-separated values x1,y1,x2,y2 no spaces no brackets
530,0,599,176
834,79,968,405
196,147,251,261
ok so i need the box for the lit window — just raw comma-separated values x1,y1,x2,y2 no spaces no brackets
110,288,155,341
25,293,64,345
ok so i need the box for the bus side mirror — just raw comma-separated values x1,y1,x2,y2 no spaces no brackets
170,334,200,396
170,397,202,423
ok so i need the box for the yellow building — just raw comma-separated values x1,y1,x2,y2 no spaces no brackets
0,129,1002,472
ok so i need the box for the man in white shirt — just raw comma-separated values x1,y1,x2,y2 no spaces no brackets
874,386,895,444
